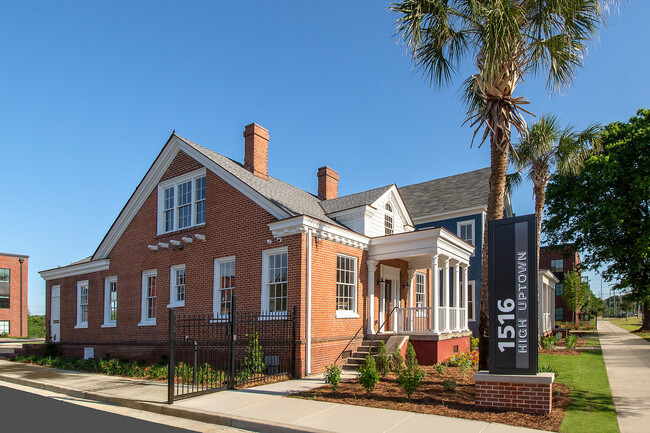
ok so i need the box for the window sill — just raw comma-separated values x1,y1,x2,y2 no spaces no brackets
156,223,206,238
167,302,185,309
336,311,360,319
138,320,157,327
101,323,117,328
74,323,88,329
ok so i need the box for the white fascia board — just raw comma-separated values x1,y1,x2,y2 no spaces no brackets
373,185,415,228
92,135,291,260
268,215,370,249
39,259,110,281
412,205,487,225
326,205,368,221
368,227,474,263
538,269,560,284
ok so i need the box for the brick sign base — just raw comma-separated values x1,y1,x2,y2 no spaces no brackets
474,371,555,414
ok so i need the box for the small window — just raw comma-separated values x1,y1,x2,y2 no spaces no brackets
262,249,288,314
555,283,564,296
169,265,186,307
214,258,235,317
384,203,393,235
103,276,117,327
0,269,9,283
0,268,10,309
195,176,206,225
76,281,89,328
457,220,475,245
0,321,9,335
336,255,358,314
550,259,564,273
140,270,157,325
467,281,476,321
555,307,564,321
157,169,207,234
415,273,426,308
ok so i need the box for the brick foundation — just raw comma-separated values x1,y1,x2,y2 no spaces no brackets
474,371,554,414
409,332,471,365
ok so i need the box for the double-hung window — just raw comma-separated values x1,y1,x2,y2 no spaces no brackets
76,280,89,328
555,283,564,296
0,321,9,335
169,265,186,308
457,220,475,256
0,268,9,308
384,203,394,235
158,168,207,234
103,276,117,327
214,257,235,317
550,259,564,273
140,270,157,326
262,248,288,315
336,255,358,318
415,273,426,308
467,281,475,321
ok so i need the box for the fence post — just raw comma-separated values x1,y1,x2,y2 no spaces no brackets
168,308,175,404
292,305,297,378
228,295,237,389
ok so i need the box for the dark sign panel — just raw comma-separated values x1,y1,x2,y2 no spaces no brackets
488,214,538,375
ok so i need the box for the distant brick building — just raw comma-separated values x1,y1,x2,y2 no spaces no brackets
0,253,29,337
539,245,581,323
40,123,479,375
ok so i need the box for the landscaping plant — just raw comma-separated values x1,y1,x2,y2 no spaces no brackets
324,364,342,391
391,347,404,373
442,379,457,393
470,336,479,351
433,363,446,374
357,354,379,396
405,342,418,370
538,364,559,377
565,334,578,349
238,330,265,381
397,365,426,398
541,336,556,349
375,342,390,376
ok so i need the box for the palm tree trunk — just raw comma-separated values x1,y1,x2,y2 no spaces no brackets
533,180,546,254
478,127,510,371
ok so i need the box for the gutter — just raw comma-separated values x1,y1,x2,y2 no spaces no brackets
306,229,312,375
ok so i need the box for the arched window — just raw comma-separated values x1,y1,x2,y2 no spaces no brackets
384,202,393,235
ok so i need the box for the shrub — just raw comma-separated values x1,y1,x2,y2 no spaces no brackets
0,332,9,338
44,339,60,357
555,332,563,344
375,342,390,376
324,364,342,391
442,379,457,392
397,366,426,398
458,358,471,374
433,363,446,374
391,347,404,373
565,334,578,349
358,355,379,396
538,364,559,377
240,330,265,379
470,336,479,351
541,336,556,349
405,342,418,370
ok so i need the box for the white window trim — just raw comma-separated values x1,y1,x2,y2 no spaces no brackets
336,254,359,319
102,276,117,328
139,269,157,326
468,280,476,321
168,264,186,308
213,256,235,318
261,246,289,319
75,280,89,329
457,219,476,256
157,168,207,235
414,272,427,311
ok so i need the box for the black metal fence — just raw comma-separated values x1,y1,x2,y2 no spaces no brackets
168,296,297,403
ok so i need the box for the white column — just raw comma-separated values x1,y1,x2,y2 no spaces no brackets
454,262,461,332
431,255,439,334
407,269,416,308
462,265,469,331
443,259,450,333
367,260,378,335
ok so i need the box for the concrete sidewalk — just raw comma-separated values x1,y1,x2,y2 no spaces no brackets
598,319,650,433
0,358,546,433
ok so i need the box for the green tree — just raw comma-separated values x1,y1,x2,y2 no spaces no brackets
583,291,605,317
391,0,607,369
544,109,650,329
561,269,589,326
511,115,601,251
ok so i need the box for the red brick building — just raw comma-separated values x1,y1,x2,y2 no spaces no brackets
40,123,474,376
539,245,581,323
0,253,29,337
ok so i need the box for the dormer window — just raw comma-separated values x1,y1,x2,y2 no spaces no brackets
157,168,207,234
384,202,394,235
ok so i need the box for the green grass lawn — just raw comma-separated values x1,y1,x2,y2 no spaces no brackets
604,317,650,342
540,350,619,433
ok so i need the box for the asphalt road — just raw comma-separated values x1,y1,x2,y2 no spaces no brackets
0,383,244,433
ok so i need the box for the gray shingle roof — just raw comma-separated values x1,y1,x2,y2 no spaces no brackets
178,135,340,225
399,167,490,218
319,185,393,214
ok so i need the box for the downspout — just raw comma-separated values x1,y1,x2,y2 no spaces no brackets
306,229,312,376
18,258,24,337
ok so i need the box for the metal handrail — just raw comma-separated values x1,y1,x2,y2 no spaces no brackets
367,306,398,354
334,324,364,365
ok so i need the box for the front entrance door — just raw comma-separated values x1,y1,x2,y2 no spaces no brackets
51,286,60,342
383,280,393,330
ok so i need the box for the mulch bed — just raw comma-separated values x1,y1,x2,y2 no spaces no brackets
293,365,571,432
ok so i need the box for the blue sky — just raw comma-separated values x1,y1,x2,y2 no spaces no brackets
1,1,647,314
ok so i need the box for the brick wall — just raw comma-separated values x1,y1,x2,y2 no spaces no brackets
410,335,470,365
0,254,28,337
474,373,553,414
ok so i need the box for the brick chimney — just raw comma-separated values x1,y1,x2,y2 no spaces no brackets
317,166,339,200
244,123,269,180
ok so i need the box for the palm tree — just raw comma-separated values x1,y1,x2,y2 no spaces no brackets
512,115,602,253
391,0,607,369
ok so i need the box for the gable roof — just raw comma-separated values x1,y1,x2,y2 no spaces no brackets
399,167,491,219
319,185,393,214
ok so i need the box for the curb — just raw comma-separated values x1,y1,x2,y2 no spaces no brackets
0,372,328,433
